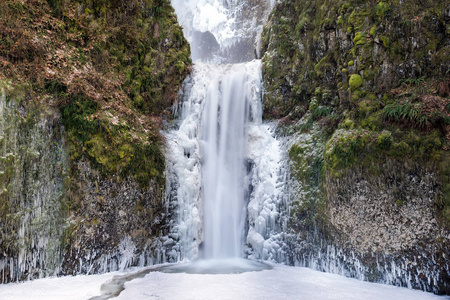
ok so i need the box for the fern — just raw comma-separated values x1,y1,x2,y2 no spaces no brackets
383,102,429,127
312,105,332,119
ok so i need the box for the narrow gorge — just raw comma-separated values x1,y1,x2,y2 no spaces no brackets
0,0,448,297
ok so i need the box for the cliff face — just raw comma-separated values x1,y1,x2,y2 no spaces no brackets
261,0,449,294
0,0,190,281
0,83,67,281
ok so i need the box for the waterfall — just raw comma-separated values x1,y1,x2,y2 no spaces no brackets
164,0,450,291
171,0,273,63
164,61,266,261
200,61,261,258
201,64,251,259
164,0,286,263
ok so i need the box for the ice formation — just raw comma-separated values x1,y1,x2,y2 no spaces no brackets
171,0,274,63
164,0,284,263
164,0,444,291
164,60,286,261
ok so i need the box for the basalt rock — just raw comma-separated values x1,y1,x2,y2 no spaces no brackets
0,0,190,283
261,0,449,294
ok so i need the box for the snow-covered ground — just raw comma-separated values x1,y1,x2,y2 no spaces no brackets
0,263,448,300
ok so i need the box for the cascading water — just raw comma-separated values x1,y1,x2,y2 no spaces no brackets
164,0,286,266
165,61,270,261
201,64,252,259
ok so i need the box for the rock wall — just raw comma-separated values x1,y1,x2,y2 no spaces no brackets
325,161,449,293
261,0,448,119
0,83,172,282
260,0,449,295
326,161,442,255
282,119,449,294
61,161,168,275
0,83,67,282
0,0,190,282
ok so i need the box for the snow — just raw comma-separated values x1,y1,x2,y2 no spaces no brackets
0,272,118,300
171,0,237,60
1,264,447,300
193,2,228,33
171,0,273,63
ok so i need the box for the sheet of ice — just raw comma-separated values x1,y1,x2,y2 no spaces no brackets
0,272,118,300
1,264,447,300
115,264,450,300
161,258,271,274
246,122,289,262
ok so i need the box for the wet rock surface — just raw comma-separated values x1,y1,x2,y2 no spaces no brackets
61,161,167,275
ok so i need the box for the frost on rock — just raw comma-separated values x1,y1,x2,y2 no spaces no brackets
116,237,137,271
171,0,274,63
0,86,68,282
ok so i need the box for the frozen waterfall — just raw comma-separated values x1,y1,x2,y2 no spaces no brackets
164,0,286,264
171,0,273,63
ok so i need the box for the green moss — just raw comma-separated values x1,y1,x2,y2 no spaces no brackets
342,118,355,129
314,54,331,75
309,98,319,111
312,106,332,120
375,1,390,20
342,3,350,10
326,124,447,178
61,98,100,141
325,129,376,171
379,36,390,48
287,126,328,230
353,32,366,46
85,135,130,172
390,141,411,156
376,130,393,150
395,199,404,207
349,74,363,90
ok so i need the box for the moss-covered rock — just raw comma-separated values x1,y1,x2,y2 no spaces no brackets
349,74,363,90
0,83,68,282
262,0,449,294
261,0,448,120
0,0,191,188
0,0,191,282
